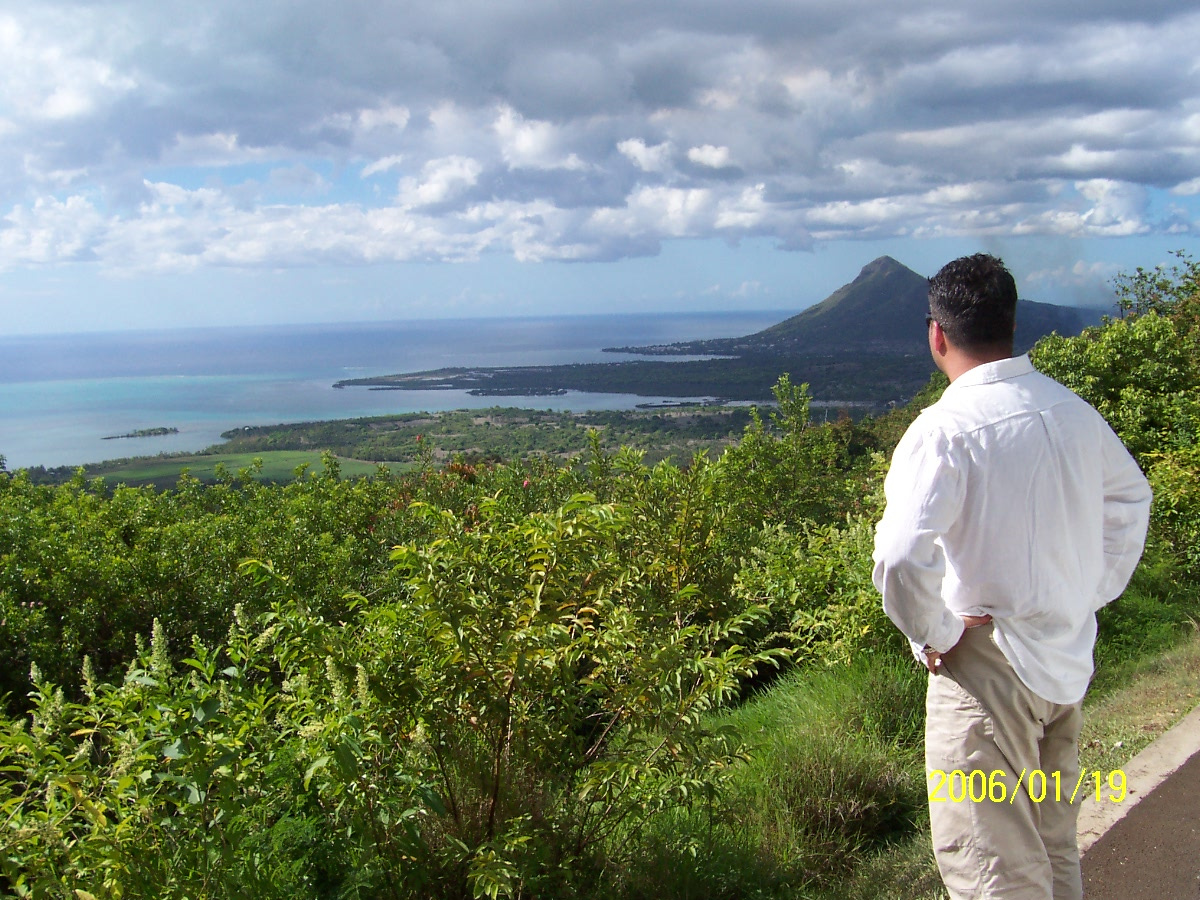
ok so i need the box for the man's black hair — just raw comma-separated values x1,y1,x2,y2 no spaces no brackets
928,254,1018,351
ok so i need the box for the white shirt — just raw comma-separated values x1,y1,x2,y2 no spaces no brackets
872,355,1151,705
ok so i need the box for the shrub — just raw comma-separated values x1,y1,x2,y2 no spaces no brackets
382,493,786,897
732,519,891,665
0,604,433,899
1147,446,1200,576
1031,313,1200,460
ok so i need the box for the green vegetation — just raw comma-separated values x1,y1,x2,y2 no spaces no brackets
34,452,386,490
334,352,938,405
24,408,762,490
217,407,762,468
1,254,1197,899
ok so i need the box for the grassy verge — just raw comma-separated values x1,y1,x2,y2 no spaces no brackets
1079,627,1200,776
614,653,932,899
1086,553,1200,772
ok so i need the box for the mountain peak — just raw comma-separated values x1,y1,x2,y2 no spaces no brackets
863,254,906,271
609,255,1101,363
748,257,929,351
718,255,1092,355
854,255,919,281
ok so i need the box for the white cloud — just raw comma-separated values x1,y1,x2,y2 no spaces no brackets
0,195,106,266
361,155,405,178
1172,177,1200,196
1024,259,1120,306
1076,178,1149,235
618,138,673,173
0,11,137,123
398,156,482,207
807,196,915,229
267,164,329,196
494,106,586,171
358,105,410,131
687,144,733,169
1055,143,1125,174
0,0,1198,279
161,132,274,168
1027,259,1115,288
699,279,765,299
592,186,715,238
714,184,767,230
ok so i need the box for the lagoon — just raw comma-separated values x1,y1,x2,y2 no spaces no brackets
0,311,782,470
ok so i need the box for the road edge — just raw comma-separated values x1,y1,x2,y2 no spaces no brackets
1077,698,1200,854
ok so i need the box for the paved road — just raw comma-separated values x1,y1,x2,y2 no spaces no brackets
1080,725,1200,899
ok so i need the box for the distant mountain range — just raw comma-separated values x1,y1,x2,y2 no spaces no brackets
606,256,1107,358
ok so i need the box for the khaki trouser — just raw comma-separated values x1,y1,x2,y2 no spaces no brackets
926,622,1084,900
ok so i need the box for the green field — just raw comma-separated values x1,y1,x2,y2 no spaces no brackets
82,451,391,488
21,406,763,489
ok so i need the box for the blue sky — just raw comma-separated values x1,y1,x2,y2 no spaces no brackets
1,0,1198,334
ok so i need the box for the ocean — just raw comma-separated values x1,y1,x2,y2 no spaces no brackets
0,311,783,470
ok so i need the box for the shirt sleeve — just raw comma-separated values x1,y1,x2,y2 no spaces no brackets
1092,427,1152,609
872,421,967,655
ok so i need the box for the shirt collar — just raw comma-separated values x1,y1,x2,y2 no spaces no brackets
944,354,1034,393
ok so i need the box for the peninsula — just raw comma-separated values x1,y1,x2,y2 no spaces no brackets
335,257,1104,406
102,426,179,441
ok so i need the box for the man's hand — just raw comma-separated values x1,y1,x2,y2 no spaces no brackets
961,614,993,628
925,614,993,674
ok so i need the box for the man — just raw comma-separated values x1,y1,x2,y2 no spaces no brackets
872,254,1151,900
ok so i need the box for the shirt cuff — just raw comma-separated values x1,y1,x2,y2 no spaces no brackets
927,610,965,654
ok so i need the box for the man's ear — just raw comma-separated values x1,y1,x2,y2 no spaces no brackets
930,320,949,356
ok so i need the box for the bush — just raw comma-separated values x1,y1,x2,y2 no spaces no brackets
1147,446,1200,577
0,606,432,899
1031,313,1200,460
382,493,785,897
0,460,413,712
732,519,891,666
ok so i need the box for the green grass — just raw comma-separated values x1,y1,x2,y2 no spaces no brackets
1079,627,1200,776
615,654,932,899
1091,550,1200,696
84,451,393,488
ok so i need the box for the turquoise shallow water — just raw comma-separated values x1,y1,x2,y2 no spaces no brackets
0,311,782,469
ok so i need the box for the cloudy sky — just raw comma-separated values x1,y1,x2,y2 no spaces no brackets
1,0,1198,334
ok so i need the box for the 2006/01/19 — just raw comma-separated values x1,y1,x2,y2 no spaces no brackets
928,768,1127,804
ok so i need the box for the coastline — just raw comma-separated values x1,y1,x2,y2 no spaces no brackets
0,311,787,471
